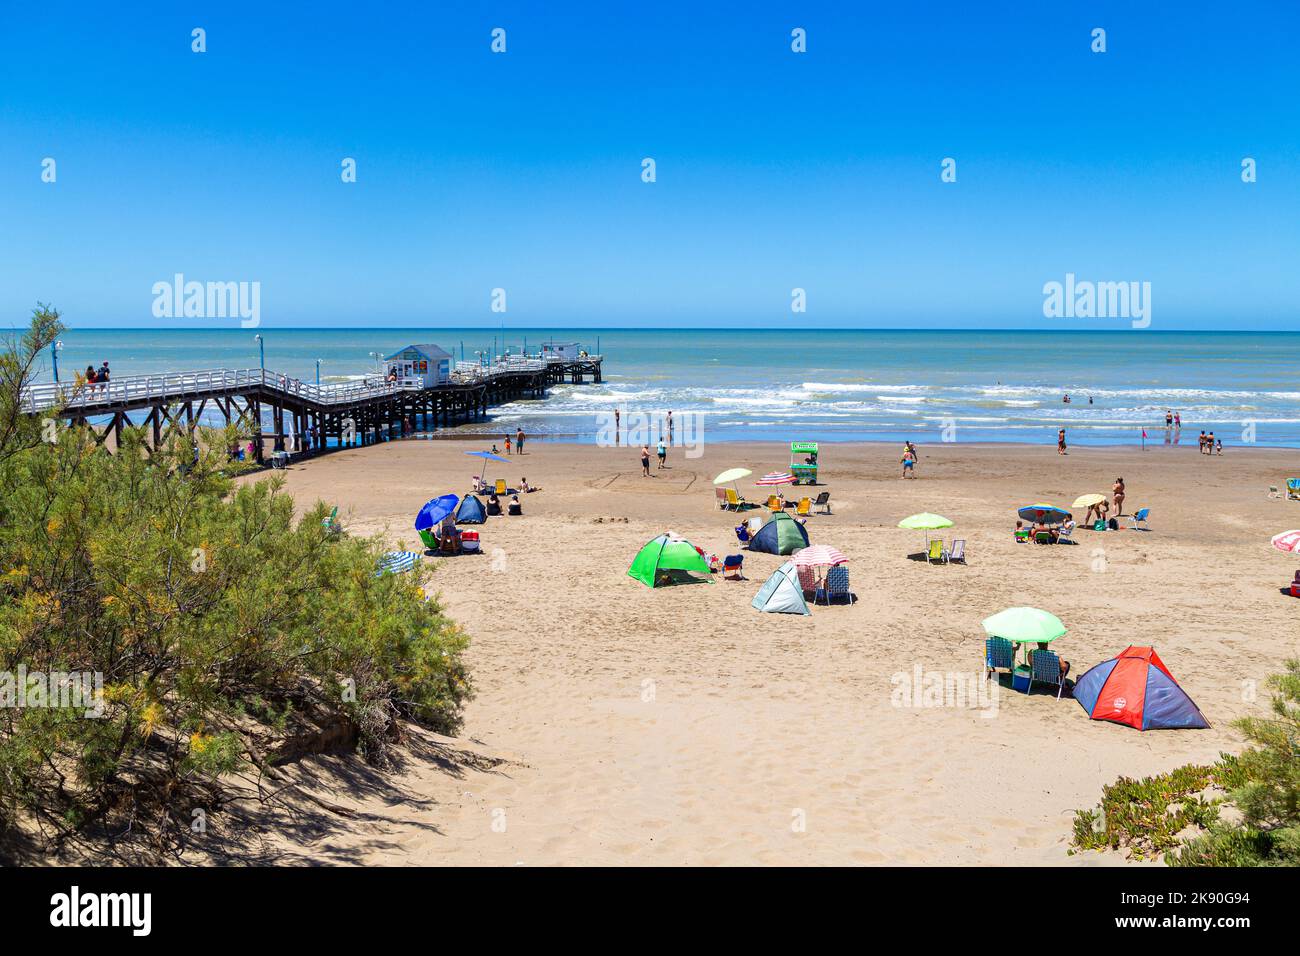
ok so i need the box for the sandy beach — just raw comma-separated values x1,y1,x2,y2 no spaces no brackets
239,437,1299,865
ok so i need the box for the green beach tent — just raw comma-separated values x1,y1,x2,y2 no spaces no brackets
751,561,811,615
749,511,811,555
627,534,712,587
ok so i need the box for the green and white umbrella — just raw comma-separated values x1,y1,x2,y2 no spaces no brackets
898,512,954,552
981,606,1066,644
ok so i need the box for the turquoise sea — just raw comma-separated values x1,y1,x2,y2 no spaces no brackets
28,328,1300,447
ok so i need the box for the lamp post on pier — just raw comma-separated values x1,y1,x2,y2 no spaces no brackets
51,340,63,383
315,358,322,387
254,333,265,370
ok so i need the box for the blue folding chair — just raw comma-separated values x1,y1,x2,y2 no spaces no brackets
1028,649,1066,699
984,637,1015,681
815,565,852,604
1131,507,1150,530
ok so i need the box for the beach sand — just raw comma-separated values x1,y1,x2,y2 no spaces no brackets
241,437,1300,865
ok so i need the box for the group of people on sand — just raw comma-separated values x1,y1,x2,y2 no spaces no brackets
1198,430,1222,455
900,441,918,478
639,437,669,476
492,428,528,456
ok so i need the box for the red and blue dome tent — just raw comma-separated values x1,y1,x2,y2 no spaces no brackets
1073,646,1209,731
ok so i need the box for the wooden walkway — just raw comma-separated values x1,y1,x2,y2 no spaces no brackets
23,357,603,463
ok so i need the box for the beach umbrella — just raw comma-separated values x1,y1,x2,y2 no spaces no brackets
982,606,1066,644
464,449,511,486
713,467,753,499
713,467,752,485
755,471,796,486
1072,493,1106,510
898,512,953,551
1270,530,1300,554
793,545,847,568
376,551,422,576
1018,503,1070,525
414,493,459,531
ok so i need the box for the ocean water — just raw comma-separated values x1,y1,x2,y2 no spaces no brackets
29,328,1300,447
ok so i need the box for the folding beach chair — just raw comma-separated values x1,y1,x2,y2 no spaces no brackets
766,494,783,512
725,488,748,511
795,497,812,516
1057,521,1075,543
813,491,832,514
927,539,946,564
1130,507,1150,530
715,487,729,509
948,539,967,564
1289,479,1300,501
796,565,817,597
984,637,1015,681
322,506,341,536
723,554,745,580
1268,486,1282,499
815,565,852,605
1028,649,1066,699
1034,530,1054,544
1290,570,1300,599
495,478,508,496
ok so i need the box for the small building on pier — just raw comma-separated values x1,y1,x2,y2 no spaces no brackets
541,342,581,361
385,344,452,386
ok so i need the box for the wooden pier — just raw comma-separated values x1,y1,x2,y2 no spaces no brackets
22,356,603,463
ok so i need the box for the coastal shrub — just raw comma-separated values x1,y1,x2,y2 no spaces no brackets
0,307,472,857
1071,660,1300,866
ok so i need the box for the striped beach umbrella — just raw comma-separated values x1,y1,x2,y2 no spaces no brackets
1271,530,1300,554
793,545,847,568
755,471,796,486
376,551,422,576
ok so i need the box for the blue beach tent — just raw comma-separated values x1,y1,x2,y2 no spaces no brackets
749,511,810,555
751,561,811,615
456,494,486,524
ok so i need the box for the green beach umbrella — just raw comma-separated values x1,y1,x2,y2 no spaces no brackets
628,533,712,588
981,606,1066,643
898,513,953,530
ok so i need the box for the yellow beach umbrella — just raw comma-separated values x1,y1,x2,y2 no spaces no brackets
1072,493,1106,509
713,468,752,485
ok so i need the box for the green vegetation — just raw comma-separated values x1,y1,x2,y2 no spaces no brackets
0,307,471,858
1072,660,1300,866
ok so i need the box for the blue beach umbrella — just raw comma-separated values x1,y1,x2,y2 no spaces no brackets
415,494,460,531
465,449,511,486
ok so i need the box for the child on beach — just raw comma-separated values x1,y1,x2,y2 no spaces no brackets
521,477,538,493
504,435,512,455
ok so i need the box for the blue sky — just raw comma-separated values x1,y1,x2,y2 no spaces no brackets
2,1,1298,329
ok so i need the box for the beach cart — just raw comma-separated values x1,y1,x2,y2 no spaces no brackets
790,441,819,485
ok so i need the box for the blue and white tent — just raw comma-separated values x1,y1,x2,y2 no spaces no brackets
751,560,810,615
376,551,422,576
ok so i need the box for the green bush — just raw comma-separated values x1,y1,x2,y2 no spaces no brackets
0,307,471,853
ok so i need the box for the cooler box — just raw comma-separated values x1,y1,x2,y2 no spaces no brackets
1012,665,1031,693
461,531,480,553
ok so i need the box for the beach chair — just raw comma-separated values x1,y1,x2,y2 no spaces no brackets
796,565,817,597
725,488,748,511
723,554,745,580
715,487,729,509
1034,530,1054,544
1268,485,1282,499
927,539,946,564
322,506,341,536
984,637,1015,681
1130,507,1150,530
1289,479,1300,501
948,539,967,564
795,497,811,516
816,565,852,604
766,494,783,512
1057,521,1075,543
495,478,507,496
814,491,832,514
1028,650,1066,699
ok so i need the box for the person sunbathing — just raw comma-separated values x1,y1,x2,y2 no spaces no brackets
520,477,539,493
1029,641,1071,679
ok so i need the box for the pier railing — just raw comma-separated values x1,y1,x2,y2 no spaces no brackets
20,356,597,414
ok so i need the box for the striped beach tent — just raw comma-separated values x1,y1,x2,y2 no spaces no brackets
376,551,422,576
